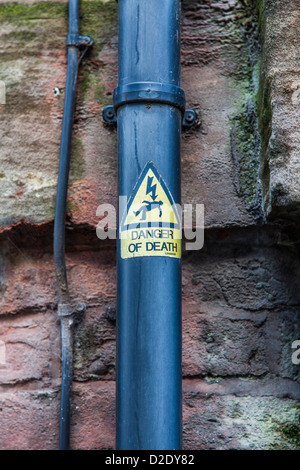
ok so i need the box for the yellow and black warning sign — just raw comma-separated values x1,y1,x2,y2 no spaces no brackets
120,161,181,259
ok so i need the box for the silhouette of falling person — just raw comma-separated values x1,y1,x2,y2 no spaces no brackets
134,200,163,221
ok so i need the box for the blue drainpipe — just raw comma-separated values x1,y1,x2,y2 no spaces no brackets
114,0,184,450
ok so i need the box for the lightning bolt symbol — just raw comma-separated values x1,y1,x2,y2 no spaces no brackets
146,176,158,201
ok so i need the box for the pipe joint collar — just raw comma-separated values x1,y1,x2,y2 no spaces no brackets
113,82,186,114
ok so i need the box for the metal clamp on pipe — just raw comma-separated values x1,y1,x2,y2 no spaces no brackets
67,33,94,47
113,81,186,114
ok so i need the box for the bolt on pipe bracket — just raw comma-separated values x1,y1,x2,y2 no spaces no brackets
67,34,94,63
103,104,198,129
67,33,94,48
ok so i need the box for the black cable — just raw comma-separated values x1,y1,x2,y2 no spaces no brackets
53,0,92,450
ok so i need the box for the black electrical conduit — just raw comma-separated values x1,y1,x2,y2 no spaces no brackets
53,0,92,450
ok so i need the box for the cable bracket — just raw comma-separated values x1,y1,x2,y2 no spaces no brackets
67,34,94,48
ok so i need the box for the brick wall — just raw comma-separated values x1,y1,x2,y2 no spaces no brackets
0,0,299,450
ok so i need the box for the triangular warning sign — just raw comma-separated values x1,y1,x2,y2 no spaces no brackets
120,161,181,259
121,161,180,231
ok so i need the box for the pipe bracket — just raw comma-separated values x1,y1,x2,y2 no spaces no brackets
113,82,186,114
67,34,94,48
103,104,198,130
57,302,86,318
57,303,74,318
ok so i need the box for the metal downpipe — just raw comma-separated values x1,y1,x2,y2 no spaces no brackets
115,0,184,450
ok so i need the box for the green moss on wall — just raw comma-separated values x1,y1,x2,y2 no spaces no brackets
0,0,117,200
257,77,271,155
272,408,300,450
0,2,67,53
70,135,86,182
0,2,68,22
80,0,118,48
279,420,300,448
256,0,265,42
79,68,106,104
255,0,272,210
230,102,259,208
0,0,118,47
228,1,262,216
